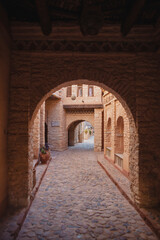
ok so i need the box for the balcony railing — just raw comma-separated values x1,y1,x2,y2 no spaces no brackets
115,153,123,168
106,147,111,158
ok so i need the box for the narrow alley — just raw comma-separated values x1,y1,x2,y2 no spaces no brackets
17,138,157,240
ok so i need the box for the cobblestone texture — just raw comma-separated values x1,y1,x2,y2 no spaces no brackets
97,154,131,200
17,137,157,240
98,153,160,237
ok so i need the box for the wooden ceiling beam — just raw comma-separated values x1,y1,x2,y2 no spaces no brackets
121,0,146,36
51,8,77,19
35,0,52,35
80,0,104,35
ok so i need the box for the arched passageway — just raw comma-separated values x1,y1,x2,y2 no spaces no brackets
68,120,94,147
7,49,160,211
68,120,83,146
24,79,139,209
115,116,124,169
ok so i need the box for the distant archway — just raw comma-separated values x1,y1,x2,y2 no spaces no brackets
68,120,94,146
68,120,83,146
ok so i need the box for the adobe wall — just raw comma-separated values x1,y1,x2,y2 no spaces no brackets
33,110,40,158
94,109,103,151
74,123,84,144
104,100,115,160
0,5,10,216
40,102,45,146
115,100,130,173
104,94,130,174
68,121,80,146
62,85,102,105
45,98,67,151
7,24,160,208
66,111,94,129
135,54,160,207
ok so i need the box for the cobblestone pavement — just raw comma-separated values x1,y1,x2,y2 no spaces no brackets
97,150,160,237
97,153,132,201
17,137,157,240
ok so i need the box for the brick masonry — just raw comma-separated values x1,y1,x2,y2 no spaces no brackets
33,110,40,158
7,24,160,209
103,92,130,175
46,98,68,151
40,102,45,147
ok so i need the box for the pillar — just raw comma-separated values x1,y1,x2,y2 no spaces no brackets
8,53,31,208
68,124,75,146
94,108,103,151
33,110,40,158
40,102,45,147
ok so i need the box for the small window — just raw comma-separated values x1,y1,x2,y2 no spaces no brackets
88,86,94,97
77,85,83,97
67,86,72,97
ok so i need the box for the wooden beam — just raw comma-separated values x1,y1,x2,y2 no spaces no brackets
80,0,104,35
35,0,52,35
121,0,146,36
51,8,77,19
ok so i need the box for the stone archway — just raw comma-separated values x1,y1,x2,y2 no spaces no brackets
67,120,94,147
8,47,160,209
8,77,139,209
68,120,82,146
66,116,94,130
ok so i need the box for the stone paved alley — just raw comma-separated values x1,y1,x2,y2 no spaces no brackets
17,137,157,240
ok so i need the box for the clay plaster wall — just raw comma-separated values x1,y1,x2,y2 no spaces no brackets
45,98,67,151
62,85,102,105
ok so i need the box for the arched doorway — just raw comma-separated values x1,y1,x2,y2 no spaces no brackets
27,80,139,206
8,78,139,209
115,116,124,155
68,120,94,147
68,120,82,146
115,116,124,169
8,57,159,210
